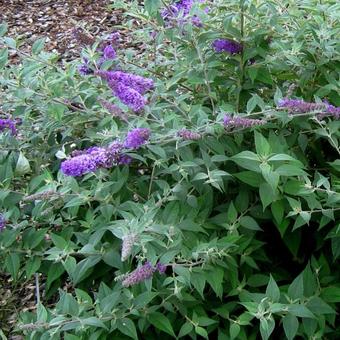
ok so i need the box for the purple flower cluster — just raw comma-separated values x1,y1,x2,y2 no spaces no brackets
223,115,266,129
124,128,150,149
278,98,340,118
98,70,154,112
212,39,243,54
161,0,208,27
61,128,150,176
0,118,17,135
122,261,167,287
177,128,201,140
0,214,6,232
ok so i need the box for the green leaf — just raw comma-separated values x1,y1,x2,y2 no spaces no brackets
230,323,240,340
195,326,208,339
32,37,46,54
37,303,48,322
260,162,279,190
205,267,224,298
15,152,31,175
288,273,304,300
259,317,275,340
178,322,193,338
239,216,262,231
231,151,261,172
117,318,137,339
283,314,298,340
0,22,8,36
266,275,280,302
191,273,206,298
148,312,175,337
133,292,158,309
288,304,314,318
321,286,340,303
234,171,263,187
81,317,108,330
271,200,284,225
56,292,79,316
25,257,41,279
227,201,238,223
306,297,335,315
255,131,271,156
46,263,65,290
50,233,68,249
72,256,101,285
259,183,276,210
5,253,20,280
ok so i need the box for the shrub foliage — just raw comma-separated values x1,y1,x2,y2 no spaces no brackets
0,0,339,339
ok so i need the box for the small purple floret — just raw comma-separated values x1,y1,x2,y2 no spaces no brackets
212,39,243,54
124,128,150,149
0,214,6,232
103,45,116,60
0,118,17,135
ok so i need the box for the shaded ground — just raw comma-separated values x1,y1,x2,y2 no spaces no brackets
0,0,123,60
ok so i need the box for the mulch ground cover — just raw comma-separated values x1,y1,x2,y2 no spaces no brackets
0,0,125,60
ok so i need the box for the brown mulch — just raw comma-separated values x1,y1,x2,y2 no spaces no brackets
0,0,125,60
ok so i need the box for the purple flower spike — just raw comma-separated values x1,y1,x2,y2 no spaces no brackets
0,214,6,232
177,129,201,140
122,262,156,287
278,98,340,119
86,147,112,168
61,154,97,177
113,83,146,112
124,128,150,149
212,39,243,54
107,71,154,95
223,115,266,129
0,118,17,135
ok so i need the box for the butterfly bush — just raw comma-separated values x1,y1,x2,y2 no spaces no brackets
1,1,340,339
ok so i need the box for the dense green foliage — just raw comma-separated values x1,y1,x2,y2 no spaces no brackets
0,0,339,339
